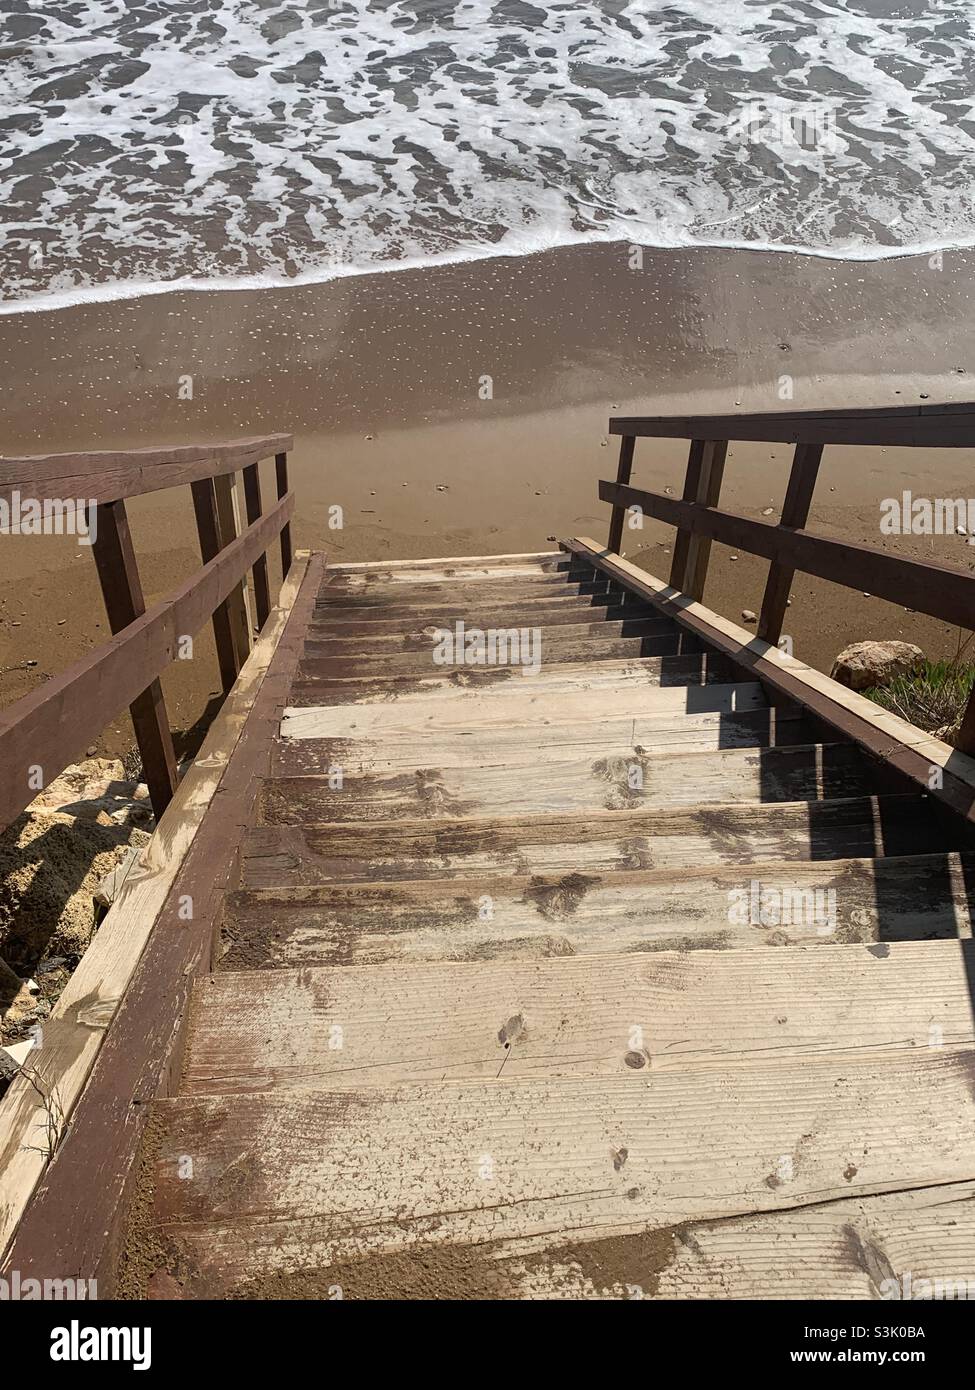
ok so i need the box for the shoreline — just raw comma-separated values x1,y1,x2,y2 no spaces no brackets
2,240,975,756
4,232,975,320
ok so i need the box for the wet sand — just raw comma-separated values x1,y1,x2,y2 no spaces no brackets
2,242,975,755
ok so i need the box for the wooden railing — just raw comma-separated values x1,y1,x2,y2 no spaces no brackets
601,403,975,754
0,435,294,830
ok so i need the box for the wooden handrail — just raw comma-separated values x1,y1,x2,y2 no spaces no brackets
610,402,975,446
0,493,293,832
1,434,296,826
599,407,975,755
0,434,293,508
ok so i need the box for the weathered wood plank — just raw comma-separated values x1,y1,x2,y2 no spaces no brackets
223,850,973,968
282,676,767,730
286,649,733,705
298,632,686,680
264,744,804,821
326,562,582,589
253,786,953,861
280,653,728,706
257,739,873,822
304,612,674,653
311,590,649,627
242,792,927,883
185,938,975,1095
325,551,560,573
271,707,817,778
315,576,616,609
151,1050,975,1295
308,597,666,635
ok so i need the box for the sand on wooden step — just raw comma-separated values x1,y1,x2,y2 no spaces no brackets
151,1053,975,1296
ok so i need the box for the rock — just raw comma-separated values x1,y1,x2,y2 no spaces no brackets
830,640,925,692
741,609,757,623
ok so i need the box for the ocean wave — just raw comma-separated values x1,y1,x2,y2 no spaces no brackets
2,0,975,310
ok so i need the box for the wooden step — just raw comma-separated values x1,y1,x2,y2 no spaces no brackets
223,850,973,967
244,793,954,878
321,557,585,588
282,674,767,724
286,649,732,704
297,631,687,681
151,1047,975,1296
184,938,975,1096
309,592,662,630
316,576,614,608
256,739,877,822
304,612,674,652
271,707,818,778
308,599,667,636
322,550,562,574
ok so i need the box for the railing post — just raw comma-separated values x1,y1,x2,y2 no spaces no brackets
213,473,252,665
606,435,635,553
276,452,292,576
89,499,179,818
669,438,727,601
757,442,824,645
242,462,271,630
191,478,239,695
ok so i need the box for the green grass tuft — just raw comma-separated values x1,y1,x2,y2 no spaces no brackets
864,659,975,743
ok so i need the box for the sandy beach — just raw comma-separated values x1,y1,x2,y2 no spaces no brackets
3,241,975,755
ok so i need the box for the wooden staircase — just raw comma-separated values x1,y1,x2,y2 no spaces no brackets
149,550,975,1299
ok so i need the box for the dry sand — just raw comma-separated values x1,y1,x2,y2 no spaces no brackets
2,242,975,755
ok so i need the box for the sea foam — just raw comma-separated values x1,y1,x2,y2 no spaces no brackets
2,0,975,312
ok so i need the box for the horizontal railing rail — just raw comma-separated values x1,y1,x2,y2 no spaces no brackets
0,434,293,508
610,402,975,446
599,480,975,629
0,434,295,829
601,404,975,755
